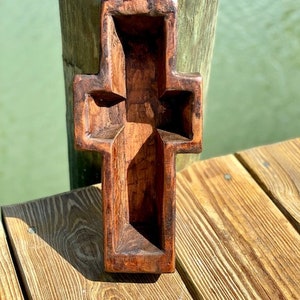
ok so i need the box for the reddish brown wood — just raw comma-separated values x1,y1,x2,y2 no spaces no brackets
73,0,202,273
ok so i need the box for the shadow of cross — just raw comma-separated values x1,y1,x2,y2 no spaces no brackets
73,0,202,274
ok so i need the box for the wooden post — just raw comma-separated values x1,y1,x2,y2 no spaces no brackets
59,0,218,189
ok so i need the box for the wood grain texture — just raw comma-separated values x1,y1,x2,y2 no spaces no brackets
236,138,300,232
176,155,300,299
59,0,218,188
2,186,192,299
0,217,24,300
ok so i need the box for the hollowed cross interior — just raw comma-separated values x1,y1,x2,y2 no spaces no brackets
87,15,193,255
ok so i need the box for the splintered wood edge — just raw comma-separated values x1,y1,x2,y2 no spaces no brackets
0,215,24,299
2,186,192,299
235,138,300,232
175,154,300,299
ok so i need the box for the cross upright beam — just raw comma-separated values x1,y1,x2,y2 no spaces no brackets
73,0,202,273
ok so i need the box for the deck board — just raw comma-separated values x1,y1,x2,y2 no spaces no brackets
0,215,24,299
176,154,300,299
236,138,300,231
2,187,192,300
2,138,300,299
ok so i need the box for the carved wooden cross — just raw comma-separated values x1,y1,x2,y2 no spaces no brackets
73,0,202,273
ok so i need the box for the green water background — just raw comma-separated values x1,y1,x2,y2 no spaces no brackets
1,1,299,205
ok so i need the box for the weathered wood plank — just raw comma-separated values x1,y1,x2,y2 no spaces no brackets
0,215,24,300
236,138,300,232
176,155,300,299
2,187,192,300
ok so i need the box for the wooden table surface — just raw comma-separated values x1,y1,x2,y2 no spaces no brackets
1,138,300,299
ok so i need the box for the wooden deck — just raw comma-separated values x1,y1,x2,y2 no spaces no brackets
1,138,300,299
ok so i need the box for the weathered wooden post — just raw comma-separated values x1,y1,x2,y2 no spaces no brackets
59,0,218,273
59,0,218,188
